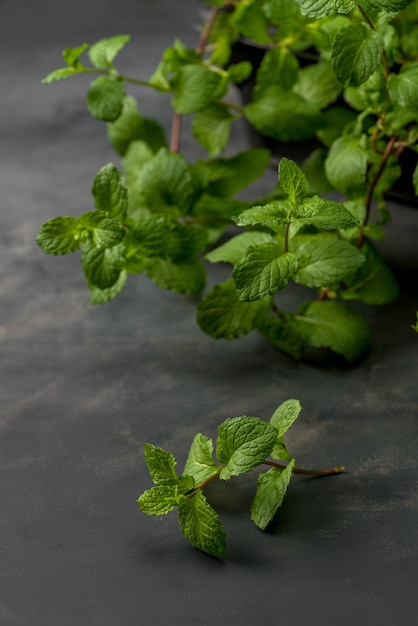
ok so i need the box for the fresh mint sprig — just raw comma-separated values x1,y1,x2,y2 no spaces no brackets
137,399,344,558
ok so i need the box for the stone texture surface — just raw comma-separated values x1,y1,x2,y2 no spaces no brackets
1,1,417,625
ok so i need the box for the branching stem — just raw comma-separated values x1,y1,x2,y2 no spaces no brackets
358,134,398,247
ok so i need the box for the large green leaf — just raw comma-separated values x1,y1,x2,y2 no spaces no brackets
250,459,295,530
332,24,385,87
178,491,226,558
294,300,371,361
293,234,365,287
86,76,125,122
216,417,278,480
233,244,299,301
245,86,325,142
197,279,272,339
325,135,368,195
172,65,228,114
295,0,356,18
36,216,82,255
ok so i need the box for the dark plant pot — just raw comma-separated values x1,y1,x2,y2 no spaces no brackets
230,39,418,208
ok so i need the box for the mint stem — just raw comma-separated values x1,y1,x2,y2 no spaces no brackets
263,459,345,476
169,5,219,154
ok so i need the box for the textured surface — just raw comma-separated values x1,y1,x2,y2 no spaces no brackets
1,1,418,625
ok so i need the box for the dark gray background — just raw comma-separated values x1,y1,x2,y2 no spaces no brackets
1,1,417,624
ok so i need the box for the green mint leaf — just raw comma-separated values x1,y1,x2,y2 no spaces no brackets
205,231,274,265
107,95,167,156
192,104,234,157
79,210,125,248
204,148,270,198
81,242,125,289
137,485,179,516
279,158,309,205
87,34,131,69
332,24,385,87
42,67,83,84
295,0,356,18
231,0,271,44
62,43,89,68
183,434,220,485
217,416,278,480
293,234,365,288
86,76,125,122
91,164,128,221
359,0,412,11
270,399,302,437
143,443,179,486
36,216,82,255
145,257,206,296
250,459,295,530
254,47,299,95
172,65,228,115
263,0,306,33
295,197,359,230
302,149,335,195
233,202,289,232
325,136,368,195
388,63,418,108
233,245,299,301
245,86,325,142
88,270,127,304
256,314,303,360
293,62,343,110
413,161,418,196
127,215,207,265
294,300,371,362
226,61,252,84
197,279,272,339
137,149,195,215
341,240,399,304
178,491,226,558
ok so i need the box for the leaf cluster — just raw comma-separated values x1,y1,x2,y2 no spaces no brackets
37,1,418,361
138,399,342,557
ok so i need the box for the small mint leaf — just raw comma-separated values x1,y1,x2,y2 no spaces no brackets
183,434,220,485
88,34,131,69
192,104,234,157
36,216,82,255
91,164,128,221
325,136,368,195
178,491,226,558
144,443,178,486
88,270,127,304
279,158,308,205
42,67,82,84
171,65,228,115
107,95,167,157
86,76,125,122
205,231,274,266
81,242,125,289
62,43,89,68
233,202,289,233
250,459,295,530
137,485,179,516
216,416,278,480
270,399,302,437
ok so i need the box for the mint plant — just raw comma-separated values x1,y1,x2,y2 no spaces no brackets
37,0,418,362
137,399,344,558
